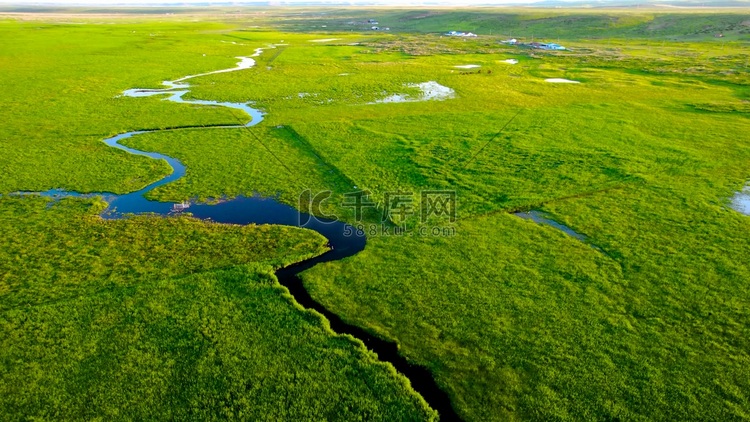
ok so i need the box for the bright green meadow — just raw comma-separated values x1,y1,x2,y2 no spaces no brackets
1,8,749,421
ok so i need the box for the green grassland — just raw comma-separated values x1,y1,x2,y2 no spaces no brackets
0,196,329,310
271,8,750,41
1,8,750,421
0,19,260,194
0,196,435,420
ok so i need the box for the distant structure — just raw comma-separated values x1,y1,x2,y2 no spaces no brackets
354,18,388,31
501,38,518,45
172,201,190,211
446,31,478,38
524,41,566,50
542,43,566,50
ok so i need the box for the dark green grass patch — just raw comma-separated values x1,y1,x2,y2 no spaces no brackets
0,264,434,420
302,187,750,420
0,195,328,311
0,196,435,420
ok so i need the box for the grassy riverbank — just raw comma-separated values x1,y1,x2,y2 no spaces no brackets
1,9,749,421
0,196,435,420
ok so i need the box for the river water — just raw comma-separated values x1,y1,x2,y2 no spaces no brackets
20,52,460,420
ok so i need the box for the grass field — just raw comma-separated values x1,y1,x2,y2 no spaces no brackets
0,196,434,420
1,7,750,421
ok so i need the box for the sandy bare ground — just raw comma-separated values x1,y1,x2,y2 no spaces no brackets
545,78,581,83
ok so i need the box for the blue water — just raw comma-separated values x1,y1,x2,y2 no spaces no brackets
22,59,364,257
8,55,464,420
515,210,588,241
731,185,750,216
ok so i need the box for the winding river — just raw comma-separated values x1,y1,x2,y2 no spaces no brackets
28,50,460,420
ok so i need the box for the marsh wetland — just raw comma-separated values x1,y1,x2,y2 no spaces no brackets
1,6,750,421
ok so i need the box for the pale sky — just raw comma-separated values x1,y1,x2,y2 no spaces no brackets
0,0,596,4
1,0,736,5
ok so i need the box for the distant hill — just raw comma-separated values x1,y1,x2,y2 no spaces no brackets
1,0,749,9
